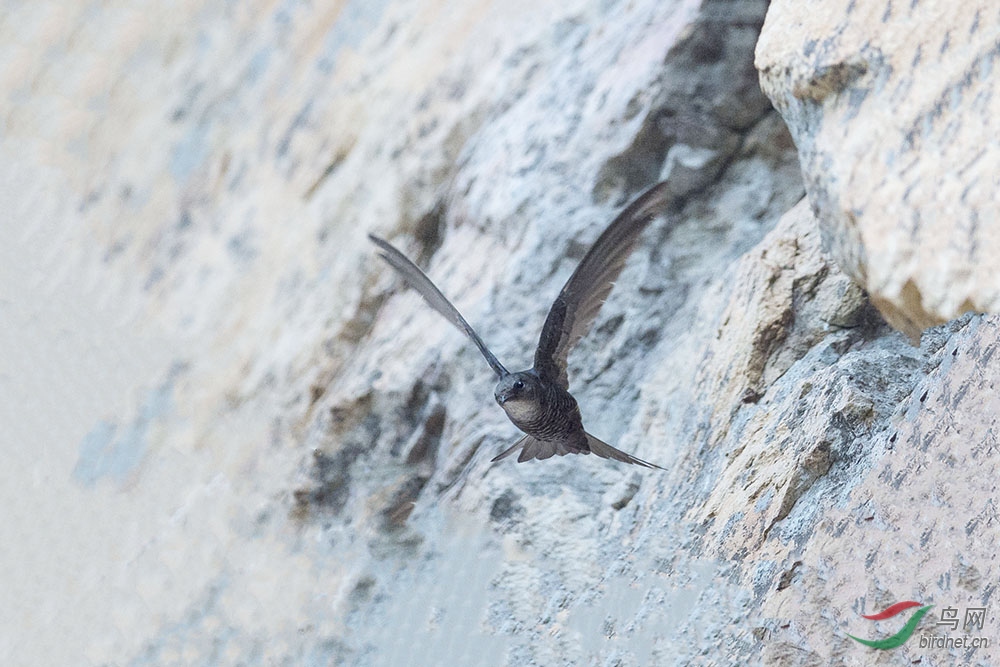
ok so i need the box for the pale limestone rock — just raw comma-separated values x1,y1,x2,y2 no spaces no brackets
756,0,1000,340
760,315,1000,665
694,201,873,536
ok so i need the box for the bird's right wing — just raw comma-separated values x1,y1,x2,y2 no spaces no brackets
370,234,509,378
533,182,672,388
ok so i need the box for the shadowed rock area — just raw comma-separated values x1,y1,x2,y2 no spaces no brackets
2,0,997,665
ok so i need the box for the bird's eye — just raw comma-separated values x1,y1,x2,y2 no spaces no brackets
513,380,524,390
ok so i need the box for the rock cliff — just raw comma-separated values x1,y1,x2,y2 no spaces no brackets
3,0,996,665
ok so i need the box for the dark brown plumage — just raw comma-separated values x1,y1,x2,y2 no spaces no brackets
370,181,671,468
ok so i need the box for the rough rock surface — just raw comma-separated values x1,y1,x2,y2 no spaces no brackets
756,0,1000,340
3,1,997,666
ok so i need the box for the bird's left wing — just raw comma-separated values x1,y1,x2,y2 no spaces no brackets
533,181,672,388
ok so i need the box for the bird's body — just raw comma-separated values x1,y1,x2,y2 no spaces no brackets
493,370,586,452
370,181,672,469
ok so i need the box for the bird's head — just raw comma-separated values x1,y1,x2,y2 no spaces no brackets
494,372,542,418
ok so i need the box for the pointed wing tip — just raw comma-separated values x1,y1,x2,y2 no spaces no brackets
368,234,398,262
610,450,666,470
368,233,393,252
621,452,667,470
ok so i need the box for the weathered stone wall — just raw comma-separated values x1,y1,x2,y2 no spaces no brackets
2,0,996,665
757,0,1000,341
752,2,1000,664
